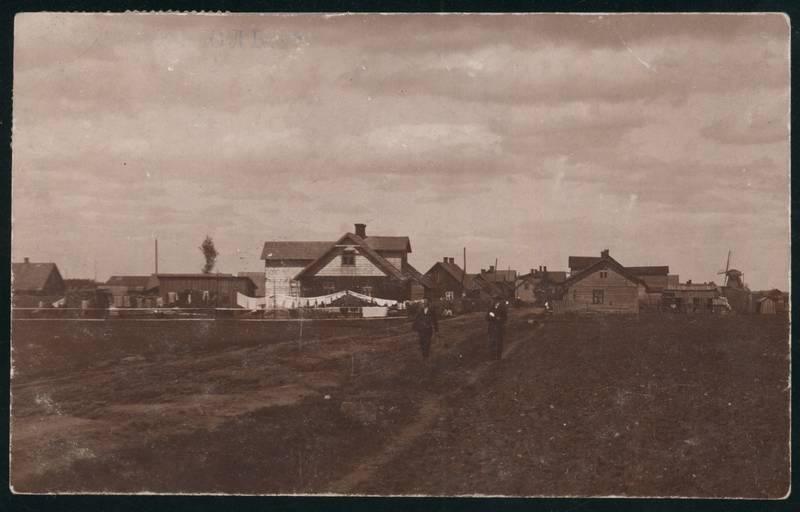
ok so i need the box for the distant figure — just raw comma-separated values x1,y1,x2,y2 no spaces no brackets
412,298,439,359
486,297,508,360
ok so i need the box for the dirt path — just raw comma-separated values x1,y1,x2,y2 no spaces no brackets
327,321,540,494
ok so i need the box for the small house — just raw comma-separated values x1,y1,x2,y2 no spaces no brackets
555,250,646,314
516,266,567,304
11,258,66,307
101,276,158,308
425,257,470,300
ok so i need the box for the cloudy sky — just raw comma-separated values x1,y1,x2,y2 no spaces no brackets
12,13,790,288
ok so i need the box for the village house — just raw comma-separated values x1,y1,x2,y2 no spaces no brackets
425,257,469,301
148,274,257,307
753,289,789,314
554,250,647,314
101,276,158,308
568,254,675,308
11,258,66,307
515,266,567,304
261,223,432,303
661,281,721,312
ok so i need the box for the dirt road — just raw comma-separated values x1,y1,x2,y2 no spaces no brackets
10,311,789,497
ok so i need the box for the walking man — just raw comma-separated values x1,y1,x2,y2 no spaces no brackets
412,298,438,359
486,296,508,360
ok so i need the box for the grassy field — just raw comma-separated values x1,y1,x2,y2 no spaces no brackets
10,311,790,497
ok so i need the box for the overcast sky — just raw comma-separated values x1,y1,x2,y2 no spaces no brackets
12,13,790,289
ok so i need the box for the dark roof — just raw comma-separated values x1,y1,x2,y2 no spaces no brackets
12,262,62,292
517,271,568,284
569,256,668,276
568,256,601,271
402,261,434,288
105,275,152,288
261,241,333,261
295,233,407,281
363,236,412,253
426,260,467,284
480,269,517,282
626,266,670,276
560,254,647,290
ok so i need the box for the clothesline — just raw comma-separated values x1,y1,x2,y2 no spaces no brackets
236,290,401,310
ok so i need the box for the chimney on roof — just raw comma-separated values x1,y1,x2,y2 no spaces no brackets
489,265,495,273
355,223,366,238
24,257,29,264
481,268,486,273
601,249,609,258
443,257,449,263
544,266,547,272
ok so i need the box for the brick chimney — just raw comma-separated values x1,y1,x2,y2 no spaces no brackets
355,223,366,238
443,257,449,263
489,265,495,273
601,249,610,258
24,257,29,264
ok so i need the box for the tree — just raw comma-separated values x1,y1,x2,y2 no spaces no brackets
200,235,218,274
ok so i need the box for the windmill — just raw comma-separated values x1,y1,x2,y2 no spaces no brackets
718,250,745,289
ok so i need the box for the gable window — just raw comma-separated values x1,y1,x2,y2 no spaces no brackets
341,251,356,266
592,289,604,304
599,271,608,279
361,286,373,297
445,291,455,300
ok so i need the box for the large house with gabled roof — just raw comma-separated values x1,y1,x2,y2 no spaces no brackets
555,249,648,313
261,223,432,303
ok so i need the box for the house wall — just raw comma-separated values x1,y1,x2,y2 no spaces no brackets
264,264,307,297
157,278,254,306
379,251,406,270
515,278,538,303
638,275,669,290
427,266,464,300
316,251,387,277
558,268,639,313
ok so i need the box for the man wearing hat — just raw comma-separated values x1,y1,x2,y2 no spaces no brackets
486,296,508,360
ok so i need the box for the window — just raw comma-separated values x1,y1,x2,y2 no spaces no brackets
167,292,178,304
341,252,356,266
114,295,124,307
323,282,336,294
202,290,210,302
599,271,608,279
592,289,604,304
445,291,455,300
693,297,701,307
362,286,373,297
123,295,131,308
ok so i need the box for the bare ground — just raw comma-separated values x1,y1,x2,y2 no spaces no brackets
10,311,790,497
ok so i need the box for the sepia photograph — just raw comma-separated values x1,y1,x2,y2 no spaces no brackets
9,12,790,497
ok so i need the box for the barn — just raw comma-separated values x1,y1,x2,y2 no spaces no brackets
149,274,257,307
554,250,645,314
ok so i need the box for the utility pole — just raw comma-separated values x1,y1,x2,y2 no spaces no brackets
155,238,159,275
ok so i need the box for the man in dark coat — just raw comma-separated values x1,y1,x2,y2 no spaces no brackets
486,296,508,360
412,298,439,359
